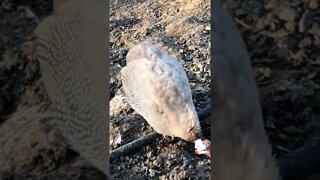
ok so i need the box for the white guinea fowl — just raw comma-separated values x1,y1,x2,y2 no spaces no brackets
120,44,203,142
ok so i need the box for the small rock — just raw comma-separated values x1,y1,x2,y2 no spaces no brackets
283,126,301,135
147,151,153,158
309,0,319,10
198,161,204,166
1,1,17,11
265,120,276,129
279,6,297,21
298,11,308,33
180,164,187,170
284,21,295,32
165,160,172,167
141,166,148,173
120,156,125,161
153,159,160,166
298,37,312,48
149,169,156,177
177,171,187,179
197,63,204,72
278,133,288,140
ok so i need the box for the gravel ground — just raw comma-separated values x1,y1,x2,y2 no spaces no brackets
109,0,211,179
222,0,320,158
0,0,319,179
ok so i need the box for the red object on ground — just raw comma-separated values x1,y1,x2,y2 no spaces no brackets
194,139,211,158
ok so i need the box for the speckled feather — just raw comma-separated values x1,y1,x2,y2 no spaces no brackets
121,44,201,141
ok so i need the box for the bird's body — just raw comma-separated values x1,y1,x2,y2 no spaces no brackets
121,44,201,142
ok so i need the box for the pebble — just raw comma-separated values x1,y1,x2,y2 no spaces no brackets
141,166,148,173
298,11,308,33
197,63,204,72
180,164,187,170
279,133,288,140
153,159,160,167
177,171,187,179
284,21,295,32
283,126,300,135
140,155,144,160
309,0,319,10
298,37,312,48
149,169,159,177
149,162,155,168
279,6,297,21
147,151,153,158
165,160,172,168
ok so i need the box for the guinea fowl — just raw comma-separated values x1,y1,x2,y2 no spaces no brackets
121,44,207,145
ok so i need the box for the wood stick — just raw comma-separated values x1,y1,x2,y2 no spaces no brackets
110,104,211,161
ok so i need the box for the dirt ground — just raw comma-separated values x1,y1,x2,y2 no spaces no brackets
0,0,319,179
109,0,211,179
222,0,320,158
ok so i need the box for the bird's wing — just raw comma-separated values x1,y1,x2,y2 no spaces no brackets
121,58,161,119
121,53,194,128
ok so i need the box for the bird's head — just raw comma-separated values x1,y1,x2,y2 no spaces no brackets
185,121,203,143
170,112,203,143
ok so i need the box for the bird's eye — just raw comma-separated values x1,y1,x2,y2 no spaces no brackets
189,126,195,132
